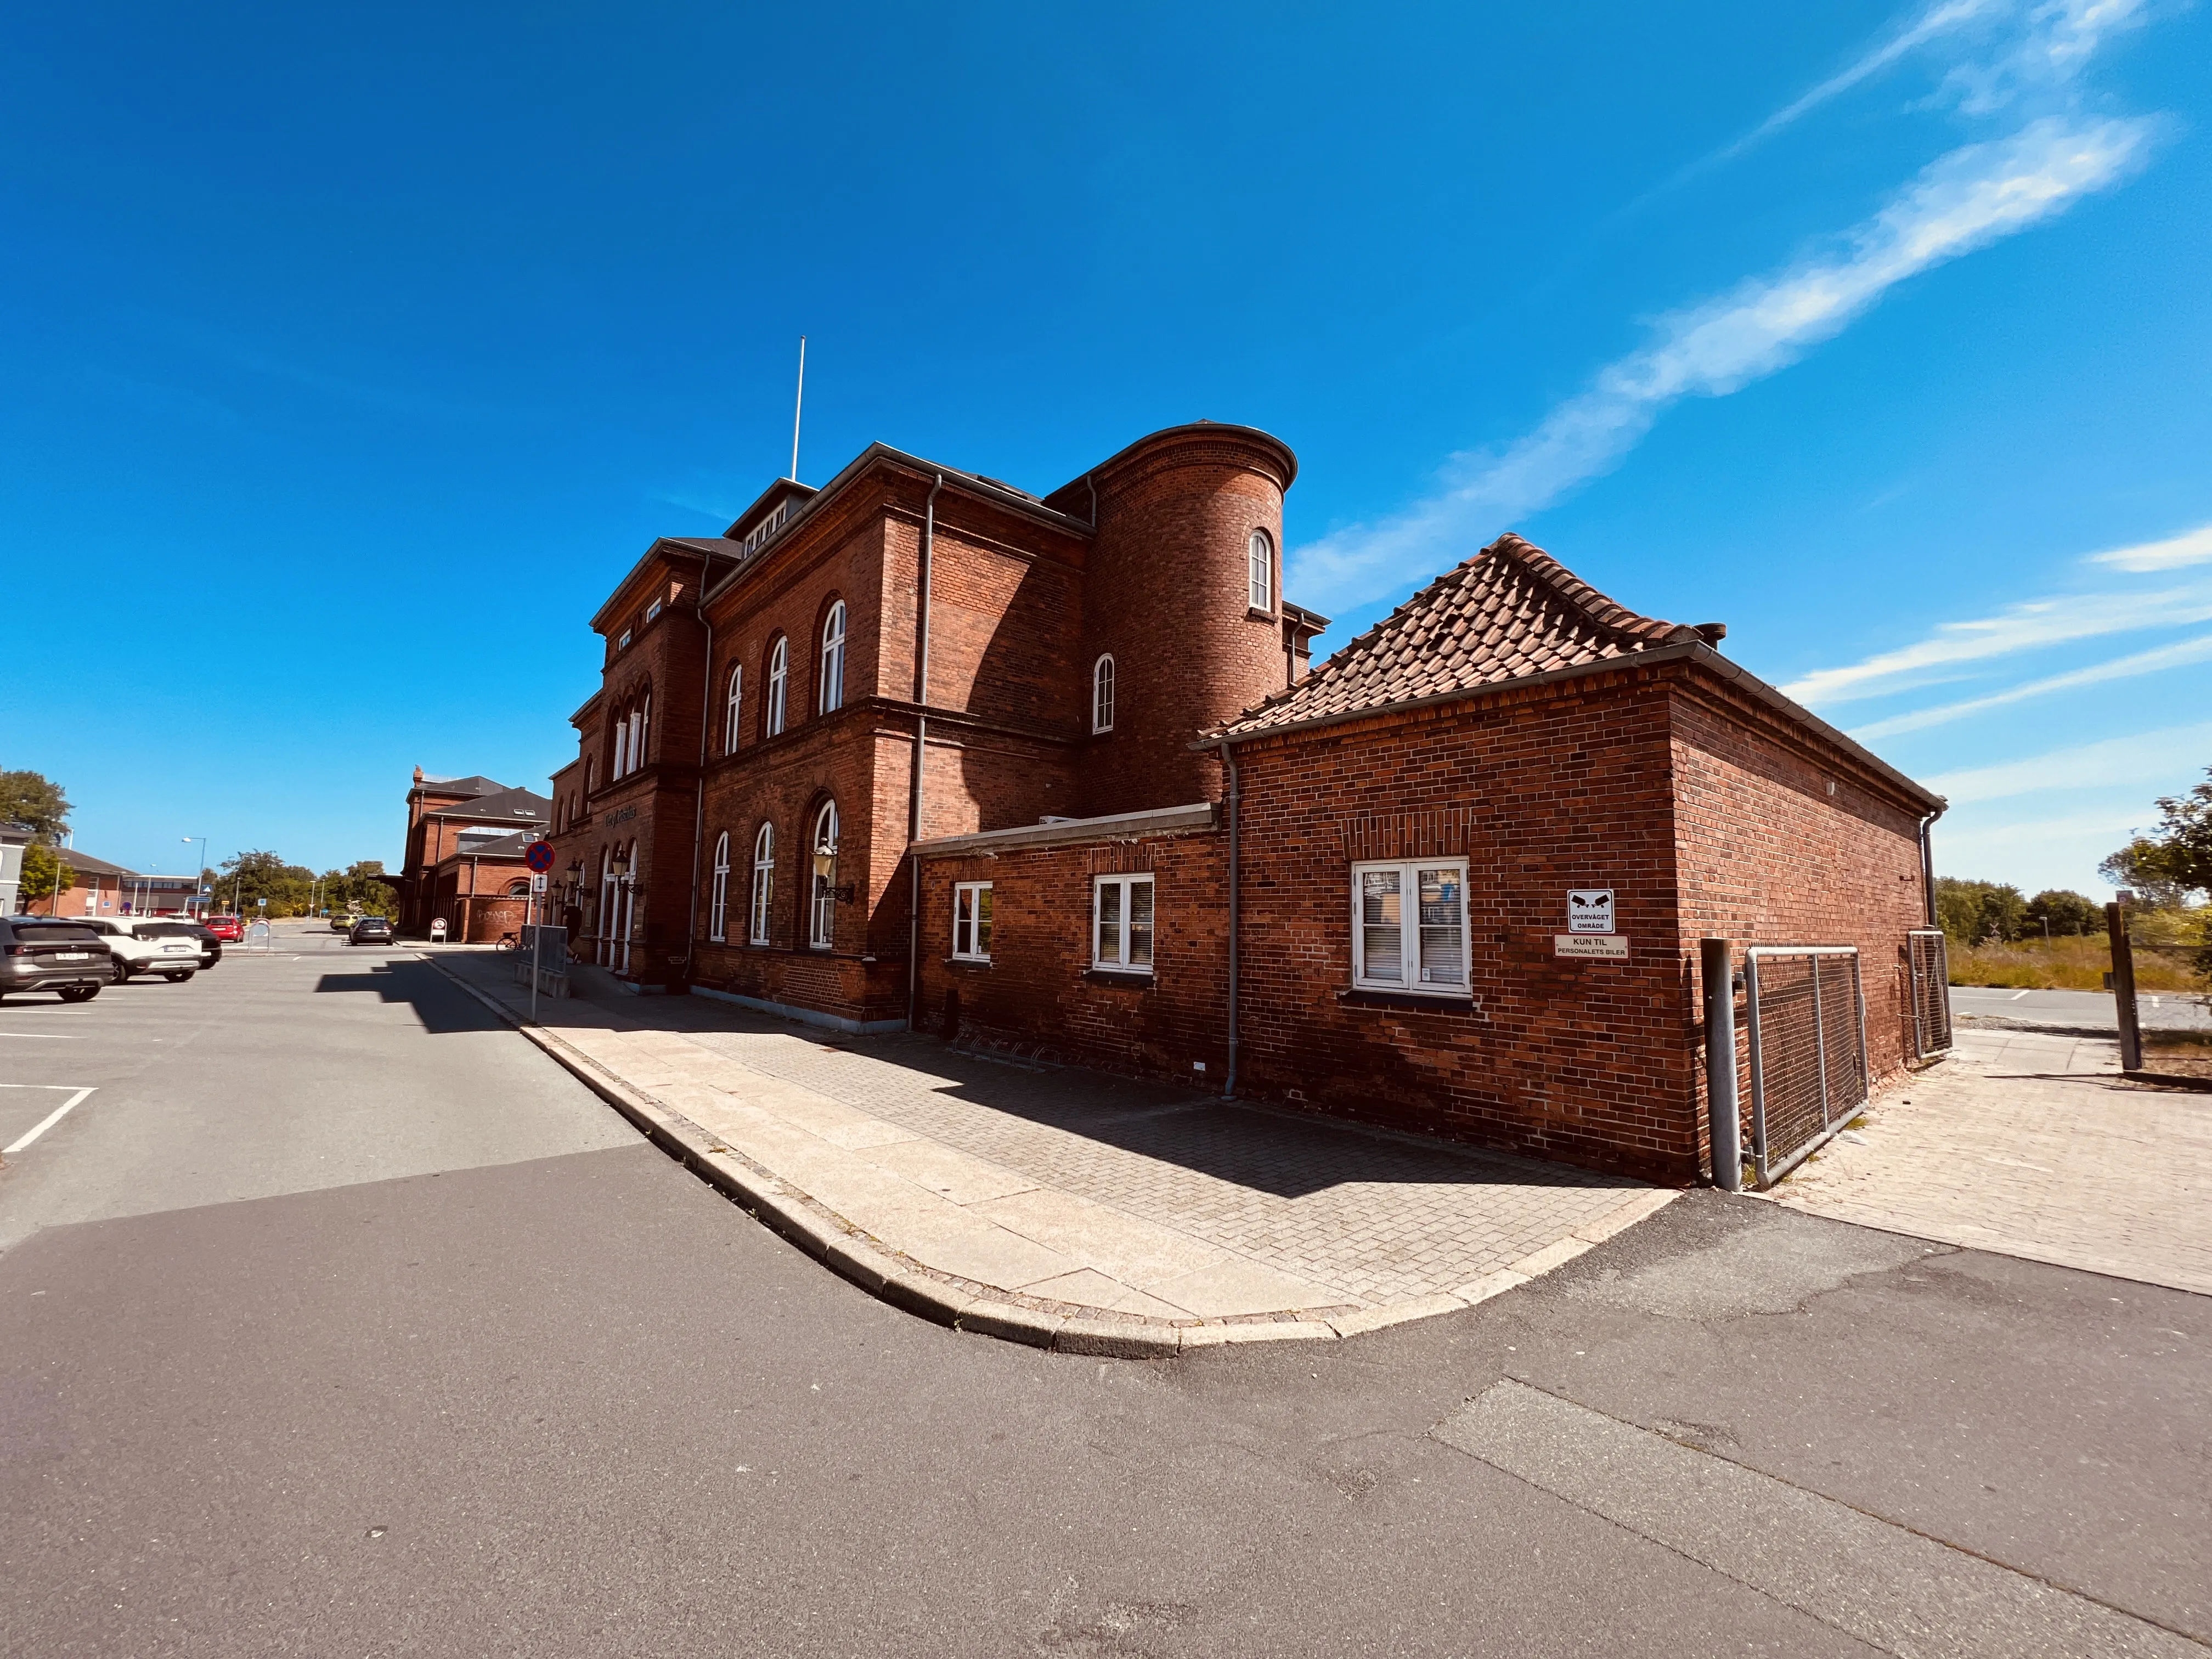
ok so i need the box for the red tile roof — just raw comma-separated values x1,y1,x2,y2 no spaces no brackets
1215,533,1707,740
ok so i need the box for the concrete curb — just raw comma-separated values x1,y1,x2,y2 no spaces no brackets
422,954,1679,1358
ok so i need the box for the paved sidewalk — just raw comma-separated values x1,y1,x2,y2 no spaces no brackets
426,952,1675,1351
1773,1028,2212,1294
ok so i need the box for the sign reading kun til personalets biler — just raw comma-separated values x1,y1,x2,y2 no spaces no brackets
1566,889,1614,933
1554,934,1628,959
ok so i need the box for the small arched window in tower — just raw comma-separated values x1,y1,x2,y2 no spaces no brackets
819,600,846,714
708,831,731,943
1092,654,1115,735
766,638,788,736
1248,528,1274,613
724,663,744,754
748,822,775,944
809,800,839,949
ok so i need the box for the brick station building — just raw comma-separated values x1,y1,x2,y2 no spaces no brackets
548,420,1940,1182
394,770,552,943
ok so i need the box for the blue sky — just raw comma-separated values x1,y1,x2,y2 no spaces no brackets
3,1,2207,898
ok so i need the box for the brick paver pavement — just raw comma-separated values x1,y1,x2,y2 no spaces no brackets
1772,1027,2212,1295
431,952,1674,1329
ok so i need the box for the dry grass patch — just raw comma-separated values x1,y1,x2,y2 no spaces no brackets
1949,935,2207,993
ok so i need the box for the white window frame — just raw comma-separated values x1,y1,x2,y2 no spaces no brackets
809,800,839,949
617,629,631,651
708,831,731,943
1248,528,1274,613
1091,872,1154,974
951,881,992,962
645,598,662,624
724,663,743,754
611,715,627,780
1092,654,1115,734
748,823,775,945
1350,858,1471,996
819,600,846,714
766,638,788,736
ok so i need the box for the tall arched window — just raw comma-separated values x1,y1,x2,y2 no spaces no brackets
1248,528,1274,612
809,800,839,949
724,663,744,754
611,712,628,780
597,846,618,964
765,638,788,736
708,831,731,942
1092,654,1115,734
818,600,847,714
635,694,650,769
748,822,775,944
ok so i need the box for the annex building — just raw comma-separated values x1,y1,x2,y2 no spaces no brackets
393,770,551,943
544,421,1944,1184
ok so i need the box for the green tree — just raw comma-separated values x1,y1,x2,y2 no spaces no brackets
319,860,398,918
211,850,318,917
2102,768,2212,974
1935,877,2027,946
18,844,76,907
2025,889,2102,938
0,770,70,843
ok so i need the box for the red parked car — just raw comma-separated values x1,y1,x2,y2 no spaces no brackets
204,915,244,943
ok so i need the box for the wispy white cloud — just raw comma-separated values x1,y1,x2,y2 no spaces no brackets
2088,521,2212,572
1785,578,2212,707
1922,721,2212,803
1848,633,2212,738
1944,0,2150,114
1294,116,2153,614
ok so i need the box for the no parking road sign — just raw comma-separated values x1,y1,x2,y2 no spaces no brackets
524,840,556,874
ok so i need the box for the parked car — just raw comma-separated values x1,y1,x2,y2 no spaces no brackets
0,917,111,1002
137,919,221,969
329,914,353,932
348,916,396,946
205,915,244,942
75,917,201,983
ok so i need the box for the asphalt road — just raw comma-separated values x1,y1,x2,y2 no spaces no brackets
2,931,2204,1657
1950,984,2210,1030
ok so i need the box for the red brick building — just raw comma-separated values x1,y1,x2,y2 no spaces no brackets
549,422,1941,1182
394,770,551,943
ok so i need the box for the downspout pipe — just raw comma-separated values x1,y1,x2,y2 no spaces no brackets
906,473,944,1031
684,551,716,988
1223,742,1240,1099
1700,937,1741,1192
1917,802,1945,928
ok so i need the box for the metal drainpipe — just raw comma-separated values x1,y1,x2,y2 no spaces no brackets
1223,742,1240,1099
684,551,716,987
1917,805,1943,928
906,473,944,1030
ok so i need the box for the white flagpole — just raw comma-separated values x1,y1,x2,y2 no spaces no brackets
789,335,806,482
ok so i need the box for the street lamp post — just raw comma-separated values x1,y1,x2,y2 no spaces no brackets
182,837,207,920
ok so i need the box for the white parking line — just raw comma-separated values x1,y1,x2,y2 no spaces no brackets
0,1032,88,1040
1,1086,98,1154
2009,990,2029,1000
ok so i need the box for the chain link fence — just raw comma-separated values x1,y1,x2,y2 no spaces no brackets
1907,928,1953,1059
1745,946,1869,1188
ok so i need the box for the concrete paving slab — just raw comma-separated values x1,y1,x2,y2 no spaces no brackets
862,1137,1041,1205
972,1185,1244,1284
1018,1268,1195,1320
1143,1256,1349,1318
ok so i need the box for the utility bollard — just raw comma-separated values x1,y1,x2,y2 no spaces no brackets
1702,938,1742,1192
2106,900,2143,1073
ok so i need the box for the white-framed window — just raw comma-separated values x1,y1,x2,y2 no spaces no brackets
819,600,846,714
724,663,743,754
809,800,839,949
708,831,731,942
952,881,992,961
1248,528,1274,612
611,712,628,780
766,637,788,736
1091,873,1154,973
645,598,663,624
637,694,650,769
748,823,775,944
1351,859,1470,995
618,629,631,651
1092,654,1115,734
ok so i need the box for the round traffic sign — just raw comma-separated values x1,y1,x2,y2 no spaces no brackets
524,839,556,873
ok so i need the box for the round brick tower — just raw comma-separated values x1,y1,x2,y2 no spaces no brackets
1073,422,1298,817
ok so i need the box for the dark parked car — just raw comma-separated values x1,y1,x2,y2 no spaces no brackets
348,916,396,946
138,919,221,969
0,917,112,1003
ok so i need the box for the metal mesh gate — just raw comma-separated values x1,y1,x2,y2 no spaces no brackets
1908,928,1953,1058
1745,946,1869,1188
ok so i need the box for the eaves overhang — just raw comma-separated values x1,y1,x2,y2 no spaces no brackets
911,802,1219,859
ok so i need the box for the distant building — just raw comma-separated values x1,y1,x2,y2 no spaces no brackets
19,849,196,917
393,769,550,942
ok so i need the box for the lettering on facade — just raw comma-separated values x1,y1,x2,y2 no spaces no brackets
605,805,638,826
1554,934,1628,959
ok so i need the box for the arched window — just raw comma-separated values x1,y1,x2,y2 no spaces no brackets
585,758,596,795
748,822,775,944
1092,654,1115,734
765,637,788,736
636,693,650,769
611,711,628,780
1248,528,1274,613
598,846,618,963
724,663,744,755
506,879,530,898
708,831,731,942
819,600,847,714
809,800,839,949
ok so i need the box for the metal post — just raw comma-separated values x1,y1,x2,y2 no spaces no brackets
2106,900,2143,1072
530,918,542,1022
1853,955,1870,1101
1745,952,1768,1183
1701,939,1741,1192
1812,956,1831,1128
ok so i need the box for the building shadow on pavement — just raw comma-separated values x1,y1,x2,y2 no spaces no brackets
312,961,512,1036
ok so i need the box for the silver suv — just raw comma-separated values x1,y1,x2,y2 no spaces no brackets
0,917,112,1002
75,916,202,983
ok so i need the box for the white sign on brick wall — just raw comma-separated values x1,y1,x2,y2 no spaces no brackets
1555,934,1628,959
1567,889,1615,933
